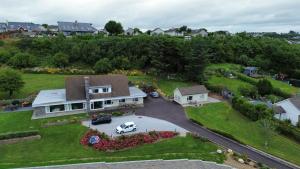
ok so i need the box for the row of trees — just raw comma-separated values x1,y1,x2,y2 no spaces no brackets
1,33,300,82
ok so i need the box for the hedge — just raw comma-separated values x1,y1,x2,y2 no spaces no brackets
276,122,300,143
272,87,292,99
233,72,258,85
0,130,39,140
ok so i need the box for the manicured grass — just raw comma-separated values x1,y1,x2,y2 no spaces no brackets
0,111,224,168
0,74,69,99
267,78,300,95
207,76,253,95
186,102,300,166
205,63,243,72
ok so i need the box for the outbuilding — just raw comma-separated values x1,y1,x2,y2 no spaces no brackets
174,85,209,106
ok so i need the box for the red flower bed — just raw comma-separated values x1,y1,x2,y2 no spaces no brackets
80,130,178,151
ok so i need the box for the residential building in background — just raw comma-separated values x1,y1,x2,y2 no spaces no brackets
150,28,164,35
164,28,183,36
191,28,208,37
57,21,97,36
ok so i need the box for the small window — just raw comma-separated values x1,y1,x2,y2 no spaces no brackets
71,103,84,110
103,88,109,93
119,99,126,103
105,100,112,105
187,96,193,101
49,104,65,112
133,98,139,102
93,89,99,93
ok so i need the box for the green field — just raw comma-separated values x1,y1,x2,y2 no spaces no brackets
267,78,300,95
186,102,300,165
207,76,253,95
0,111,224,168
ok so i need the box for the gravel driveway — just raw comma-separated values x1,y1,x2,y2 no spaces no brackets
82,114,187,137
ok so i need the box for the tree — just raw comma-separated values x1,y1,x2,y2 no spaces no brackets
257,79,273,96
94,58,113,74
0,68,24,97
179,25,187,32
104,20,123,35
52,52,69,68
133,28,142,34
8,53,36,68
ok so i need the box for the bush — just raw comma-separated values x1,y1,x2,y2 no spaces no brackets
94,58,113,74
0,130,39,140
276,121,300,143
238,86,258,99
232,96,273,121
257,79,273,96
0,40,4,47
272,87,291,99
112,111,123,116
52,52,69,68
8,53,37,68
205,82,224,93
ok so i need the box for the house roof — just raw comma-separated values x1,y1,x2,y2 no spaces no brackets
57,21,97,32
165,28,179,33
0,23,7,29
191,28,207,34
274,105,286,114
177,85,209,96
244,67,257,71
65,75,130,101
289,97,300,110
32,89,67,107
7,22,42,31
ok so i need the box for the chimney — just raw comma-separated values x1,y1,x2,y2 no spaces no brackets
84,76,90,113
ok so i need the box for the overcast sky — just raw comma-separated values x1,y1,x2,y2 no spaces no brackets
0,0,300,33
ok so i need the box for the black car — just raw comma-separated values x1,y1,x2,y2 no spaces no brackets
91,114,112,125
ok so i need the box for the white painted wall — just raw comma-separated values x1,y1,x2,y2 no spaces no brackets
174,88,208,105
275,99,300,125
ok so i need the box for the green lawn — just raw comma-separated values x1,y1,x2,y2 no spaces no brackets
0,111,224,168
186,102,300,166
267,78,300,95
0,74,70,99
157,79,193,97
207,76,253,95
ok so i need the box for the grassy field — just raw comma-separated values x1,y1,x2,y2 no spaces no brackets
0,111,224,168
0,73,192,100
207,76,253,95
267,78,300,95
186,102,300,166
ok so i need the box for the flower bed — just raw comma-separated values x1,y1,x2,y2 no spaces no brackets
80,130,178,151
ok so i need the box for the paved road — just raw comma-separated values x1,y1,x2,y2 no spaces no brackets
82,115,187,137
136,97,300,169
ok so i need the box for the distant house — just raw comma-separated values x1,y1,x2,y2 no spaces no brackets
98,28,109,36
164,28,183,37
57,21,97,36
5,22,44,37
243,67,259,77
191,29,208,37
0,23,7,33
150,28,164,36
32,75,147,119
48,25,58,33
174,85,209,106
275,97,300,126
125,28,134,35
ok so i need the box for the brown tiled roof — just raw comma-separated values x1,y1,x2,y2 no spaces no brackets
178,85,209,96
289,97,300,110
65,75,129,101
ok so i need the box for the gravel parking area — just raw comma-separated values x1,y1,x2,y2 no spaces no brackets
82,115,187,137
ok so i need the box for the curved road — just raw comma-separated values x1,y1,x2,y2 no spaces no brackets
136,97,300,169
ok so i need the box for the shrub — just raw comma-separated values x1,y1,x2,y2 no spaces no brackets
276,121,300,143
272,87,291,99
0,130,39,140
52,52,69,68
94,58,113,74
205,82,224,93
234,72,258,85
256,79,273,96
0,40,4,47
112,112,123,116
238,86,258,99
8,53,37,68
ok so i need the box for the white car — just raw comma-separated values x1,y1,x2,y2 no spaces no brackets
116,122,137,134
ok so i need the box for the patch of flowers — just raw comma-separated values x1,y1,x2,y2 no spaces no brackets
80,130,178,151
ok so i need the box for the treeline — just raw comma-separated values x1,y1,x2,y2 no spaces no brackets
1,33,300,81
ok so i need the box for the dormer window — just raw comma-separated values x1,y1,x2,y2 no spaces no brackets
89,86,111,94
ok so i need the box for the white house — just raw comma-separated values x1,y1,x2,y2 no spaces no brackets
32,75,147,119
174,85,209,106
150,28,164,35
275,97,300,126
191,29,208,37
164,28,183,37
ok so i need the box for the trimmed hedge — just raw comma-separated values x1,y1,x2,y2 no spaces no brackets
276,122,300,143
272,87,292,99
0,130,39,140
234,72,258,85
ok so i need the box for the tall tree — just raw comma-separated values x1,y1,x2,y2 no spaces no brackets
0,68,24,97
104,20,123,35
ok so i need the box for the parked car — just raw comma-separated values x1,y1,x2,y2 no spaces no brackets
149,91,159,98
116,122,137,134
91,114,112,125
